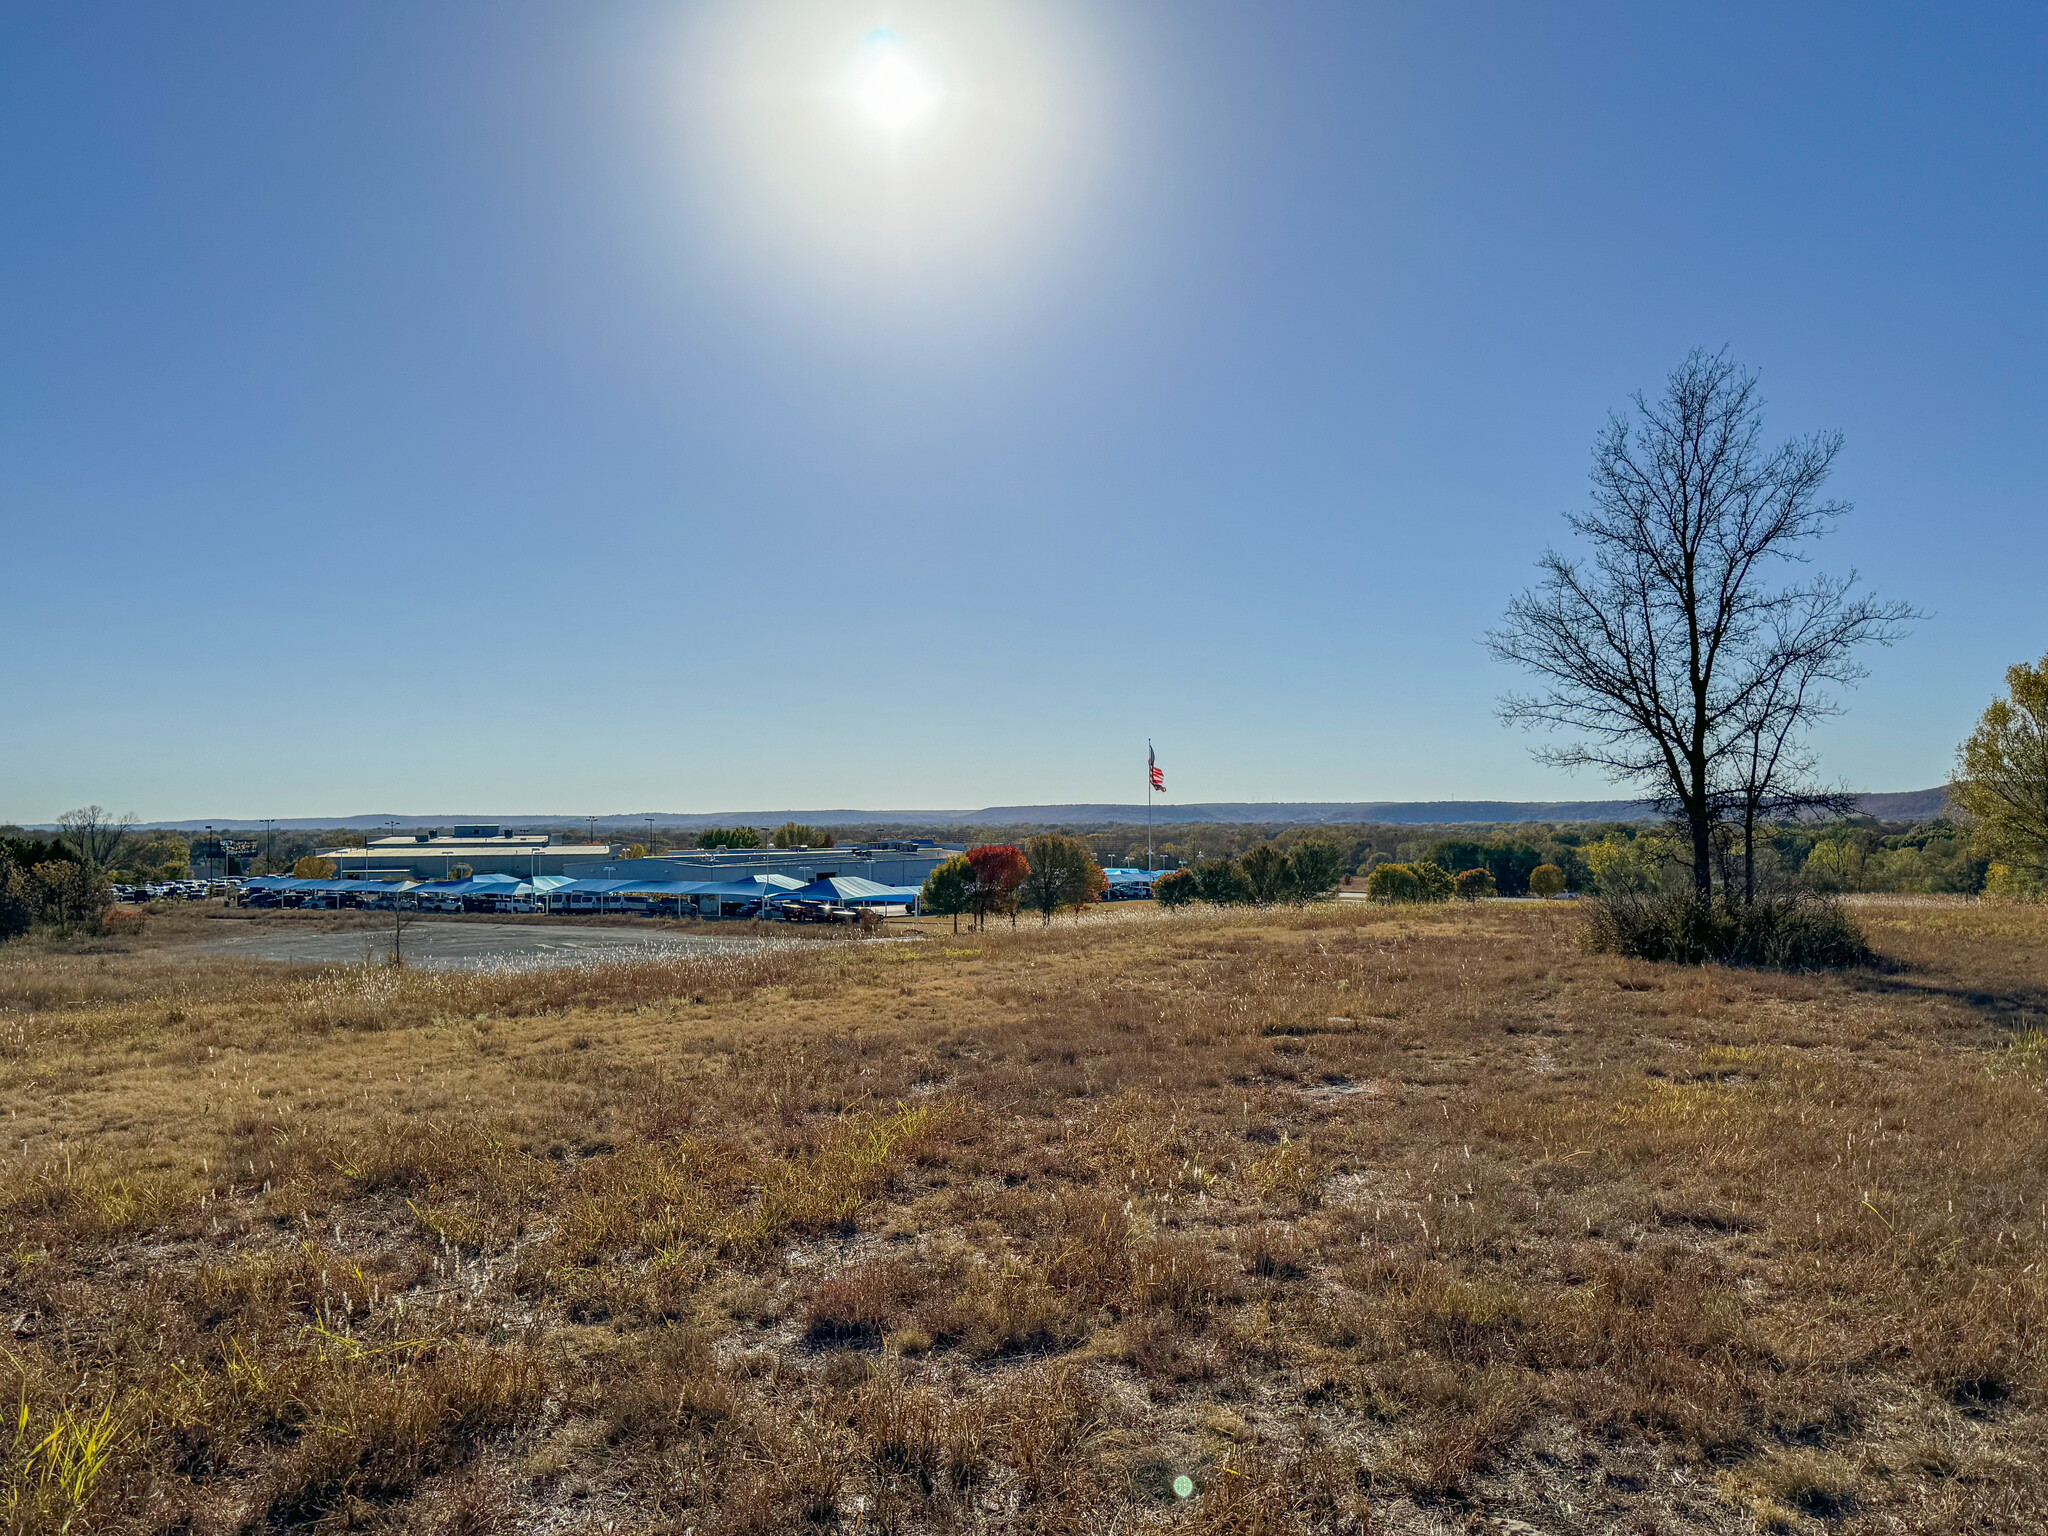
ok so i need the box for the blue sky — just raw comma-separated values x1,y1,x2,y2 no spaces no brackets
3,2,2042,822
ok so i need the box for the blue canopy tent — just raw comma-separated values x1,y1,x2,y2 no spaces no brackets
545,878,722,914
407,873,538,911
674,874,806,918
772,875,921,914
1100,868,1162,900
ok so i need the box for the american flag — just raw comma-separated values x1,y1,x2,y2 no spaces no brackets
1149,743,1164,793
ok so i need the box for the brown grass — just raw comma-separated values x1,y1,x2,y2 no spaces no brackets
4,898,2048,1532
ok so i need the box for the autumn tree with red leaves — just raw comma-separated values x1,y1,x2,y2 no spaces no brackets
964,844,1030,930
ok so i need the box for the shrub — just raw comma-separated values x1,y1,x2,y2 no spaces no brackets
0,854,32,941
1364,863,1420,902
1585,834,1680,895
1283,840,1345,903
27,861,112,929
1366,862,1454,903
1985,862,2045,903
1192,860,1255,906
1584,891,1872,969
1527,863,1566,898
1454,868,1497,901
1240,845,1289,904
1152,868,1196,908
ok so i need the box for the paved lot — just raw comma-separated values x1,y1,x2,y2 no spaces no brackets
185,920,776,973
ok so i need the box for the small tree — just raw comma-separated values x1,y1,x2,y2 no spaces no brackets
920,855,974,934
1240,844,1290,904
1528,863,1567,898
30,860,109,929
1153,868,1197,909
1364,863,1421,902
293,856,338,879
772,822,834,849
1193,859,1255,906
1953,653,2048,886
965,844,1029,930
624,844,649,859
1018,835,1107,923
1414,862,1455,902
0,854,33,940
1455,868,1497,901
1283,841,1345,903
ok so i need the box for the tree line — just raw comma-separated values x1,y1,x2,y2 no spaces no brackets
918,837,1108,931
1151,839,1346,909
0,807,143,938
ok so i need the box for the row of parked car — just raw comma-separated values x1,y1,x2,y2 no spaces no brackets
114,879,242,903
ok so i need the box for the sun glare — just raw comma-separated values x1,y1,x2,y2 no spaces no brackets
667,1,1103,308
843,30,942,136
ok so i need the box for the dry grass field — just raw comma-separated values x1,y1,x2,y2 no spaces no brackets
5,898,2048,1534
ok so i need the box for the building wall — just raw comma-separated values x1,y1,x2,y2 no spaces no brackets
321,848,607,880
564,849,954,887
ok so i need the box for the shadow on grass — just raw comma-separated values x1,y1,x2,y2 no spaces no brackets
1844,965,2048,1031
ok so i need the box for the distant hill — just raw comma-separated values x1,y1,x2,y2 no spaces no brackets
115,790,1951,833
1851,788,1949,821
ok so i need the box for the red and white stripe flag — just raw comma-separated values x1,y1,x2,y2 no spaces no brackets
1149,743,1164,793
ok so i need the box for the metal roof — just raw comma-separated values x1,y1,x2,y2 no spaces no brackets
777,876,921,904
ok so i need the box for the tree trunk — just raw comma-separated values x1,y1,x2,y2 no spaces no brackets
1690,807,1714,900
1742,803,1757,906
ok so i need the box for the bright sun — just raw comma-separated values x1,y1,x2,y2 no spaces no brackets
842,29,942,136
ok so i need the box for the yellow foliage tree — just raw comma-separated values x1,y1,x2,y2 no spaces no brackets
1954,653,2048,884
292,856,337,879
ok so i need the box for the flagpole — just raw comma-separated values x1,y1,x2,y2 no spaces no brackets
1146,741,1153,872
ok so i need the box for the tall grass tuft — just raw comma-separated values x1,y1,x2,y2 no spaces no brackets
1584,890,1873,969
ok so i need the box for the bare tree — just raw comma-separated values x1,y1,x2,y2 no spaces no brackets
1489,351,1911,899
58,805,139,873
1715,589,1885,902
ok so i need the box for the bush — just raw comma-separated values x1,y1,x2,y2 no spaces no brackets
1240,844,1290,903
1584,891,1872,969
1153,869,1197,908
1283,840,1345,903
1193,860,1255,906
0,854,32,941
1364,862,1454,903
1985,862,2045,903
1454,868,1497,901
1529,863,1567,898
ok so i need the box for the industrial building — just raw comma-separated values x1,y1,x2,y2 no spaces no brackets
314,826,613,881
562,842,957,890
311,829,960,889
